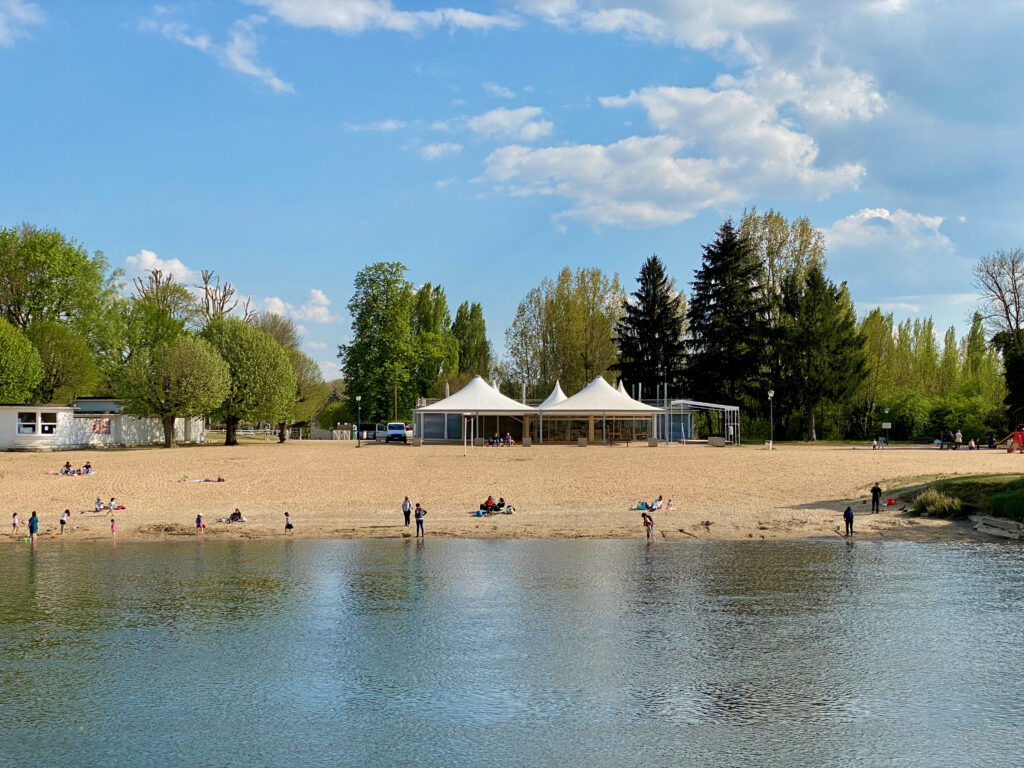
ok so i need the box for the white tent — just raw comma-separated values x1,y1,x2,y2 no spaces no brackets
538,376,663,444
538,380,567,409
413,375,536,442
617,380,628,395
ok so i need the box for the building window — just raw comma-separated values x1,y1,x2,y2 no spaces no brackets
40,412,58,435
17,412,37,435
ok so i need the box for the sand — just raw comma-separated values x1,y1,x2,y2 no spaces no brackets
3,440,1019,544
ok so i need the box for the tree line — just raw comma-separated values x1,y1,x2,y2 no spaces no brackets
0,224,328,447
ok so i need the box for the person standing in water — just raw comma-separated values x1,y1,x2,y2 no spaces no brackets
641,511,655,540
28,511,39,543
414,503,426,537
402,496,412,527
871,483,882,513
843,506,854,537
195,513,204,535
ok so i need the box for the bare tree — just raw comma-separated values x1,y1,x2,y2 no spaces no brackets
973,249,1024,356
199,270,239,321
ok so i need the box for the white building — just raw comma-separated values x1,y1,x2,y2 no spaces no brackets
0,397,205,451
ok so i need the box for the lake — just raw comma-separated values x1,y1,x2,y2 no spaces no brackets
1,539,1022,767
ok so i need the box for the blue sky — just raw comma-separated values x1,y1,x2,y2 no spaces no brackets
2,0,1022,380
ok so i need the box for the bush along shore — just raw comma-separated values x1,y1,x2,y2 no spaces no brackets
902,474,1024,540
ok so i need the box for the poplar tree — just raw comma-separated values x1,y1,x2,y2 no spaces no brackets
411,283,459,395
614,255,687,398
452,301,491,377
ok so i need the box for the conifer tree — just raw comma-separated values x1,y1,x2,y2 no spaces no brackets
685,220,766,405
614,255,687,398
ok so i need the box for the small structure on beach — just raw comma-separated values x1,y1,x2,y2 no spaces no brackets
412,375,537,443
537,376,664,444
0,397,205,451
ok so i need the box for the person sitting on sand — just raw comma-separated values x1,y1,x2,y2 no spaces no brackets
61,461,73,475
496,497,506,511
82,461,93,474
650,495,663,511
106,497,116,511
94,497,105,513
666,498,674,510
480,495,497,512
504,432,514,447
228,508,244,523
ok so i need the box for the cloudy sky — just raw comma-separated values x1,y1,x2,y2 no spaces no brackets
2,0,1021,379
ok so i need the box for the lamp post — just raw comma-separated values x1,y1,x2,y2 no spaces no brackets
355,395,362,448
767,389,775,450
884,406,890,448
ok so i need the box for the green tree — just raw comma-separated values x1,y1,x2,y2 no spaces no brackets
25,320,100,403
277,349,329,442
505,286,546,397
0,318,43,402
120,335,231,448
780,266,867,440
452,301,491,377
685,220,766,405
410,283,459,396
0,224,117,335
202,317,296,445
338,262,414,423
255,313,301,351
614,255,687,398
937,326,960,396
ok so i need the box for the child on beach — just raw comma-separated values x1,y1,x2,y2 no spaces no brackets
11,512,18,536
110,518,116,538
196,513,205,534
285,511,293,534
641,511,655,540
843,506,854,537
60,509,69,534
106,498,116,511
94,498,104,513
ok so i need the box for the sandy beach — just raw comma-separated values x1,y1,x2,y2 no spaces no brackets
3,440,1021,543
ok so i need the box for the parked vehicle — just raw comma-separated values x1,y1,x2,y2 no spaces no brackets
386,422,413,443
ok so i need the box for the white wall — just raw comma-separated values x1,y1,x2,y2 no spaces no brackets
1,409,205,451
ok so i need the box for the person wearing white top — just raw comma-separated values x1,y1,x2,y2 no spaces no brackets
401,496,412,526
12,512,19,536
60,509,70,534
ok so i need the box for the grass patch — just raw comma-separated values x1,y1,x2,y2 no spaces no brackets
899,474,1024,521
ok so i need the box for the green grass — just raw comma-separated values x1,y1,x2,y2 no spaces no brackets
898,474,1024,521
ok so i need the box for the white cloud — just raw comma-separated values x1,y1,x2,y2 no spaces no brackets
345,118,406,131
421,142,462,160
142,10,293,93
467,106,554,141
483,81,515,99
318,360,341,380
264,289,339,323
0,0,44,47
478,72,871,228
124,250,199,283
873,301,920,314
824,208,952,251
246,0,521,34
307,341,328,350
435,177,457,188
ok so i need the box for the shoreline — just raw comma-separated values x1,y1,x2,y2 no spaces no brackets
4,441,1019,545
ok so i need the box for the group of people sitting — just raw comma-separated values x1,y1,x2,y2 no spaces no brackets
489,432,515,447
93,497,123,512
60,461,93,475
476,495,514,515
638,495,673,511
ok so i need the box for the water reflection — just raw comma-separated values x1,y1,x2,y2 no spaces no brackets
0,539,1021,768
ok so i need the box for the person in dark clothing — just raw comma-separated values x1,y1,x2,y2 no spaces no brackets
843,506,854,537
871,483,882,513
28,511,39,542
414,503,427,537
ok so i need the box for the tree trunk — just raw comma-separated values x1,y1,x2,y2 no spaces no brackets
278,422,288,443
806,404,817,442
163,415,177,449
225,416,239,446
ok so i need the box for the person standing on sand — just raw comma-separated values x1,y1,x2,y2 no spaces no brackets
12,512,19,537
402,496,412,527
843,506,854,537
28,511,38,543
955,430,963,449
196,513,205,535
641,511,655,540
110,518,116,538
60,509,70,534
414,503,426,537
871,483,882,513
284,511,293,534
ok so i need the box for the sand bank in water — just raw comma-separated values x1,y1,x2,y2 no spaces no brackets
3,441,1018,543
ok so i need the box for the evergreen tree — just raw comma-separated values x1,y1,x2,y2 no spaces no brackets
780,266,867,440
685,220,766,405
614,255,687,398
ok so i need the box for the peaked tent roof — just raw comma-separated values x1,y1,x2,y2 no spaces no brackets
538,381,567,409
617,380,628,395
540,376,663,414
414,375,536,414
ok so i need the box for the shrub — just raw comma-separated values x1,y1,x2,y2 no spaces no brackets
913,488,963,517
990,490,1024,522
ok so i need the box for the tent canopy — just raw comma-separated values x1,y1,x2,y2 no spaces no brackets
414,375,535,415
537,380,567,409
540,376,663,415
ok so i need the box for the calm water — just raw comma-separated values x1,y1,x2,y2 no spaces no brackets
1,539,1022,767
